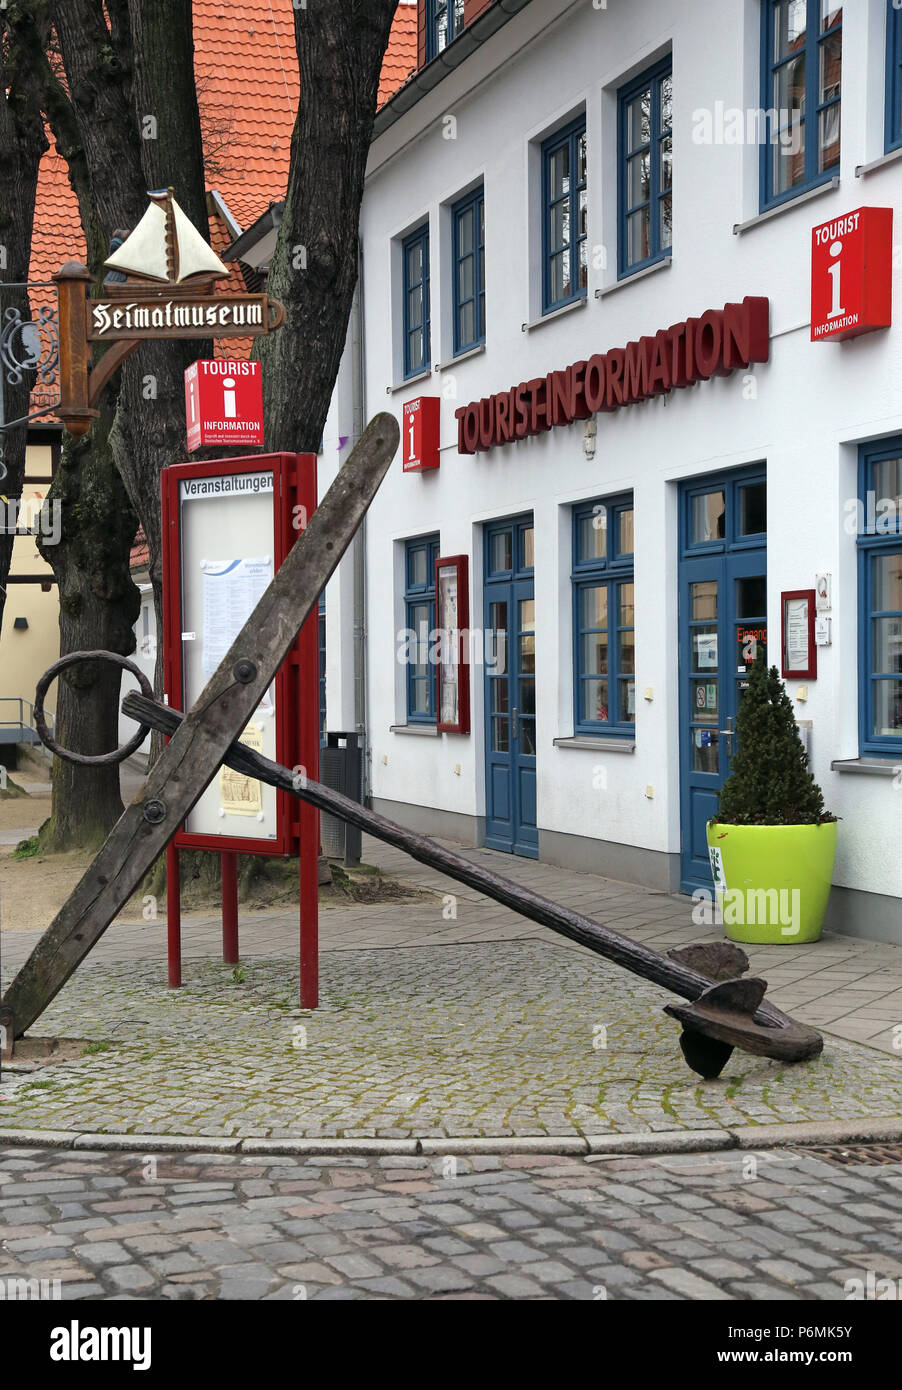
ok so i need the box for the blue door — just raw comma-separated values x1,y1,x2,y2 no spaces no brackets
679,470,767,893
484,515,537,857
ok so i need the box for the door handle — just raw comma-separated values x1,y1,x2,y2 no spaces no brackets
512,706,518,739
719,716,734,754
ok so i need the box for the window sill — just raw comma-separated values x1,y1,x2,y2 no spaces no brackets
390,723,440,737
733,177,839,235
386,368,432,395
522,296,587,333
554,735,636,753
856,145,902,178
830,756,899,777
595,257,671,300
434,343,485,371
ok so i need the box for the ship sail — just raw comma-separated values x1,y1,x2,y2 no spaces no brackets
103,191,229,285
170,201,229,281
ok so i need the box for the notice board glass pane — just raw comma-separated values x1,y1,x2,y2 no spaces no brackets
178,470,279,840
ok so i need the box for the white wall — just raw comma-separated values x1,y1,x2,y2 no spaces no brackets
324,0,902,901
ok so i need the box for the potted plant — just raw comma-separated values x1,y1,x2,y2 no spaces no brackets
706,652,837,944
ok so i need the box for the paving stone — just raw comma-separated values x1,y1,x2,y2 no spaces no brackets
72,1240,132,1267
647,1267,734,1299
325,1253,384,1280
104,1264,157,1293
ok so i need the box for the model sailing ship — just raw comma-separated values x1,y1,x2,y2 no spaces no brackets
102,187,230,296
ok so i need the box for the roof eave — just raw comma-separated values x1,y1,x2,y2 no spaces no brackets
373,0,534,138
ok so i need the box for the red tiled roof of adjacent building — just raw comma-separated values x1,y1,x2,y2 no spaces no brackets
379,2,418,107
30,0,419,285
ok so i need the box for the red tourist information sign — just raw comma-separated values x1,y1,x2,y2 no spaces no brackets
185,359,264,451
811,206,893,343
402,397,441,471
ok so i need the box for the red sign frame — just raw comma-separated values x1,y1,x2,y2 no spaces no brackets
810,206,893,343
161,451,319,854
781,589,817,682
434,554,470,735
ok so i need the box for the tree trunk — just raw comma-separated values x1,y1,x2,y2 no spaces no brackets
0,4,50,636
40,0,211,835
36,394,139,849
257,0,400,451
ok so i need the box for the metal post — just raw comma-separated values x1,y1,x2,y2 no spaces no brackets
299,607,320,1009
166,842,181,988
221,851,239,965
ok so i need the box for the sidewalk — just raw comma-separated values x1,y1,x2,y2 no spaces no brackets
1,833,902,1144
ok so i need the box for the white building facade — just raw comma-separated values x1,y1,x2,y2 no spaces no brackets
318,0,902,944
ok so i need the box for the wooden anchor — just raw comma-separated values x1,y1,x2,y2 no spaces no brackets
0,399,823,1078
121,691,822,1080
0,413,401,1043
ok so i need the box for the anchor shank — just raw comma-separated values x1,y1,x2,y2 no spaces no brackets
123,689,823,1065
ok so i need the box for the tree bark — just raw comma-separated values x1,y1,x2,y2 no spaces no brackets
257,0,400,452
0,2,50,636
36,396,140,847
34,0,210,843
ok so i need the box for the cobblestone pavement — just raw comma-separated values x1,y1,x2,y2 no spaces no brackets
2,939,902,1141
2,1144,901,1300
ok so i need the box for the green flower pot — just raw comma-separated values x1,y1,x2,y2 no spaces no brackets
706,821,838,944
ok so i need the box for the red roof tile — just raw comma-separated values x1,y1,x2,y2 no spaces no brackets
31,1,418,284
379,2,418,107
30,0,420,402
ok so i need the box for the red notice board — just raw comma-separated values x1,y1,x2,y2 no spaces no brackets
161,452,319,854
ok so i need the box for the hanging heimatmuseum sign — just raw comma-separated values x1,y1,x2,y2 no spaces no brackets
53,188,284,438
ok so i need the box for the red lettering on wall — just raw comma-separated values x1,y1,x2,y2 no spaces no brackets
513,383,530,438
694,310,725,378
451,295,771,454
478,396,495,450
495,391,512,442
583,354,606,413
605,348,625,409
549,369,572,427
723,297,770,371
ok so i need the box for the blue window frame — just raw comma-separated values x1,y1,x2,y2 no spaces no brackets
402,224,430,379
572,496,635,735
617,57,672,278
405,533,440,723
452,186,485,355
886,1,902,153
857,440,902,756
760,0,842,211
427,0,465,61
542,116,587,314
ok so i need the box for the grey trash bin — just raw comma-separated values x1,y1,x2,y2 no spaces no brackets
319,732,363,866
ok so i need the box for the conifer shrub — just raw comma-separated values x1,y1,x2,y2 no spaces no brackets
712,652,836,827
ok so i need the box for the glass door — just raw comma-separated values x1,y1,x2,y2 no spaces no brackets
484,515,537,857
679,470,766,893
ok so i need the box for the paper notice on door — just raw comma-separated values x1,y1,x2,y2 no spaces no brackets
201,557,274,712
220,723,264,815
696,633,718,669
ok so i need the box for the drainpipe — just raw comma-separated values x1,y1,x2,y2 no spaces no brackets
349,250,370,800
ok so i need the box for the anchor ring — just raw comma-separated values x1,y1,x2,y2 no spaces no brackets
34,650,155,766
